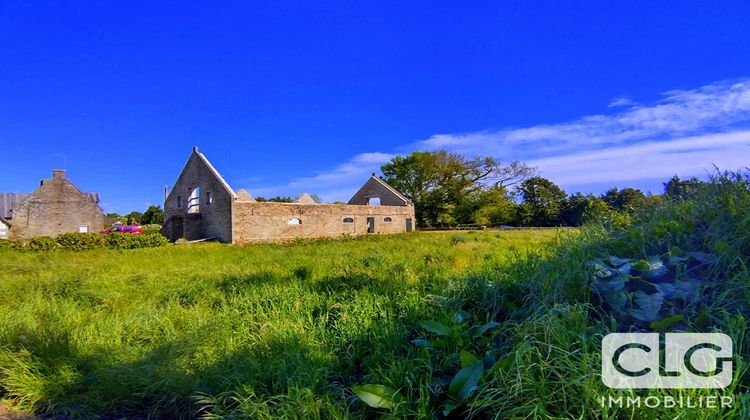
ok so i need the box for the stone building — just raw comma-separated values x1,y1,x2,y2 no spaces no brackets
1,170,105,240
162,148,415,243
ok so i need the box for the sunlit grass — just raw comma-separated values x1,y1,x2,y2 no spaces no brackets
2,173,748,419
0,230,557,418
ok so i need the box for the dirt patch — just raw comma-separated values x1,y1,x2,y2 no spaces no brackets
0,403,37,420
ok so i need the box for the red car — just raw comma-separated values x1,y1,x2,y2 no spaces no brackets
100,225,143,235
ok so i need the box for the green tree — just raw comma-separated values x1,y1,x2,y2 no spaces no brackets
561,193,609,226
125,211,142,225
601,187,647,212
141,205,164,225
256,196,293,203
517,177,567,226
664,175,705,199
381,150,534,227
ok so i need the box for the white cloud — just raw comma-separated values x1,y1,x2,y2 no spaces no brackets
414,79,750,160
245,152,395,202
241,78,750,199
528,130,750,185
609,97,638,108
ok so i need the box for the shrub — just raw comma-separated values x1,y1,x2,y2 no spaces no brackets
141,224,163,234
55,233,106,251
27,236,57,252
0,239,21,250
106,232,168,249
2,232,169,252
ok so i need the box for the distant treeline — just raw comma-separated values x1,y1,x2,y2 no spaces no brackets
111,150,705,230
380,149,706,228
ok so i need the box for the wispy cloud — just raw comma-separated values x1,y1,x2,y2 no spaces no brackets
247,152,395,202
608,97,638,108
528,130,750,186
414,79,750,160
241,78,750,201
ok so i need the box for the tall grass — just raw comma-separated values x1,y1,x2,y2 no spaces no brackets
1,172,748,418
0,231,555,418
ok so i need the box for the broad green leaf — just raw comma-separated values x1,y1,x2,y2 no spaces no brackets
473,321,501,337
590,260,615,278
594,276,627,311
449,359,485,400
627,276,659,294
352,384,399,409
641,257,667,279
419,320,452,336
632,260,651,271
668,245,685,257
629,291,664,322
650,314,685,330
459,350,478,368
609,256,632,267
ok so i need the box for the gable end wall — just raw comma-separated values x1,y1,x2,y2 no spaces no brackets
163,152,233,242
9,178,104,240
347,177,409,206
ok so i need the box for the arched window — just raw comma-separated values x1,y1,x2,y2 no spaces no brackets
188,187,200,213
383,217,392,222
343,217,354,223
288,218,301,225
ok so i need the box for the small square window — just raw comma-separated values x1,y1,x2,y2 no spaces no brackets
78,225,89,233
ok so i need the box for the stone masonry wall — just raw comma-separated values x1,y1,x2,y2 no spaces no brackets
10,171,104,240
348,176,410,206
162,150,234,243
232,201,415,243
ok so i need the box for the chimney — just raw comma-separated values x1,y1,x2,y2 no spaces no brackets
52,169,66,180
193,146,199,153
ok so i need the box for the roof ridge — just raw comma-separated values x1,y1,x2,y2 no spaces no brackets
370,175,412,205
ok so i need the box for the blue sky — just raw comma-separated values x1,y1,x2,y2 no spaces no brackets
2,1,749,213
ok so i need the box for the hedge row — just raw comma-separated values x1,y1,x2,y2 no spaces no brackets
0,232,169,252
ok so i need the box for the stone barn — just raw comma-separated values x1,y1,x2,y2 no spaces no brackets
0,170,105,240
162,148,415,243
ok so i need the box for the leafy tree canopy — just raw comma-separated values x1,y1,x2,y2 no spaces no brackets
381,150,535,227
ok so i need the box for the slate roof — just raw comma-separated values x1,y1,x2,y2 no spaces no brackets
236,189,256,202
294,192,317,204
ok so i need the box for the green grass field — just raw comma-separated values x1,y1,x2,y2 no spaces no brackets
0,230,560,418
1,174,749,419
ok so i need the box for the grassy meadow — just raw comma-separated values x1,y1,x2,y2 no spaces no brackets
1,173,750,419
0,230,558,418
